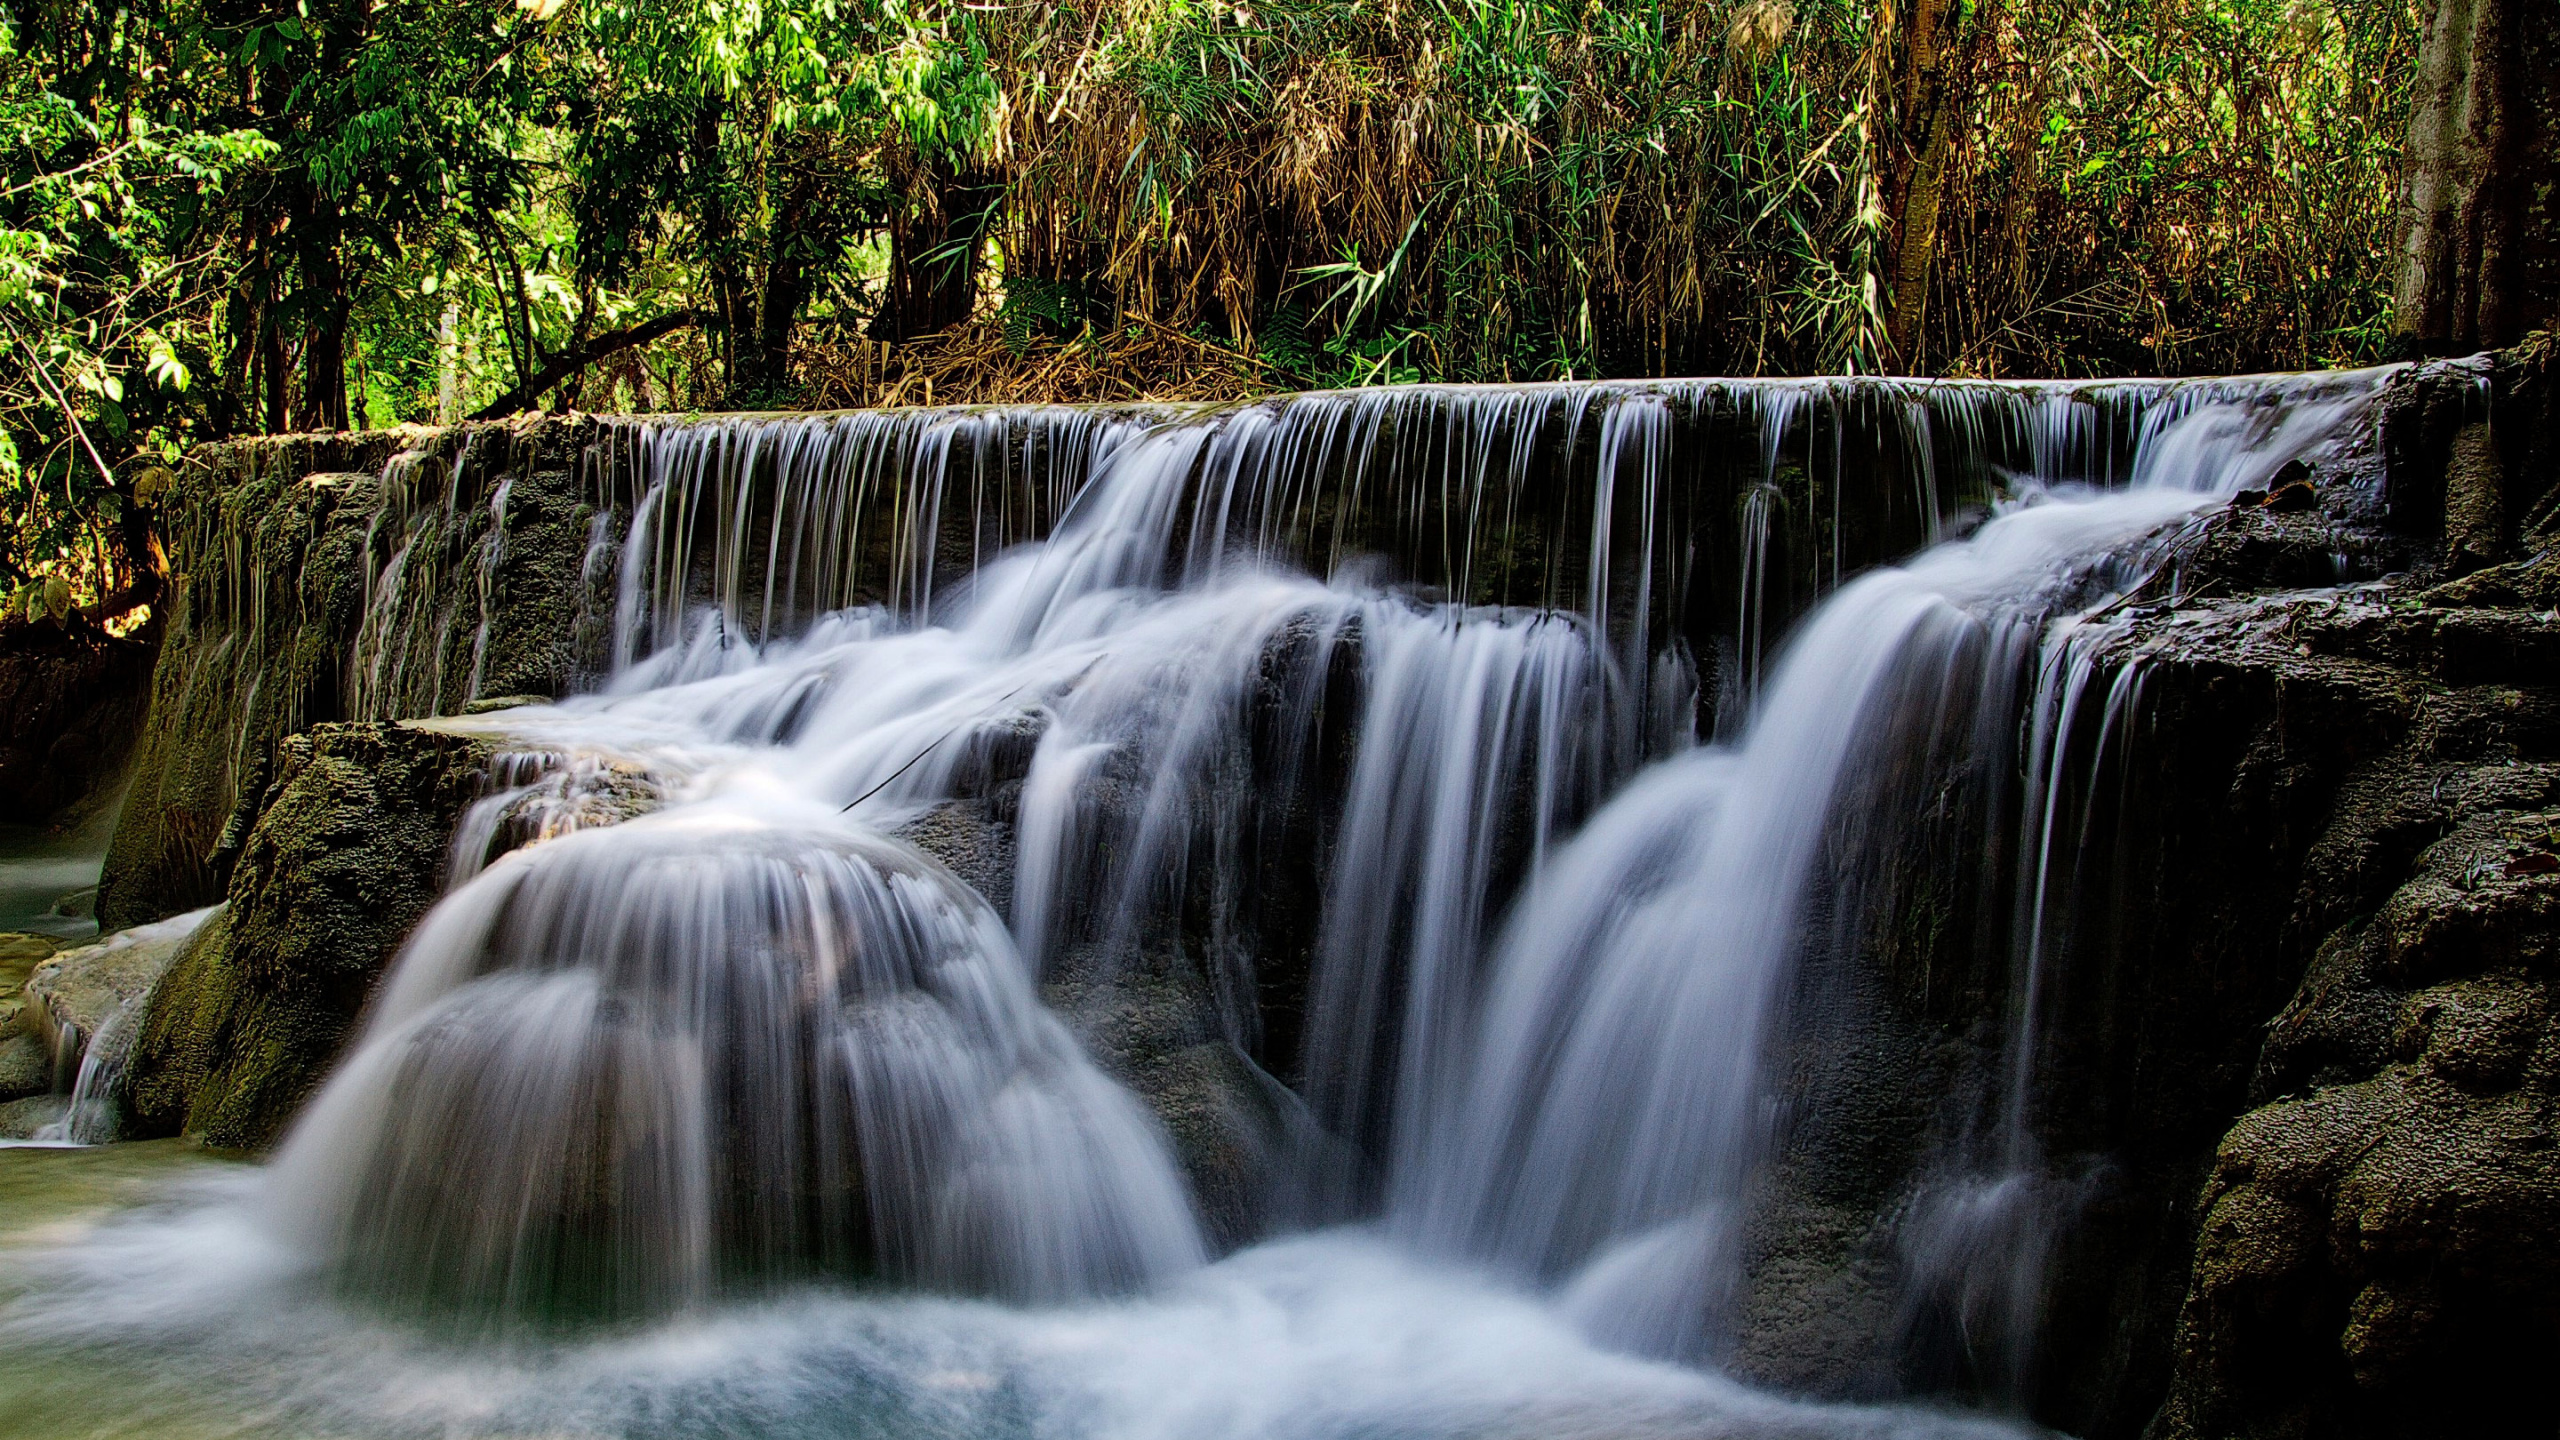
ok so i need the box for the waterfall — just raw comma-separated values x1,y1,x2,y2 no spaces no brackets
1391,368,2394,1371
35,369,2402,1434
266,803,1202,1326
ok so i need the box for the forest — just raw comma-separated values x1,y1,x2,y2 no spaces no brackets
6,7,2560,1437
0,0,2458,621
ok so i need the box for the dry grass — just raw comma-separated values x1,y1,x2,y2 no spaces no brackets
942,0,2421,382
794,319,1272,409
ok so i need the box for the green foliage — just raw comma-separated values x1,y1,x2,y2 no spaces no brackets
0,0,2436,598
0,20,271,603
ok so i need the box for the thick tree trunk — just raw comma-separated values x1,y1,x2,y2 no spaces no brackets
256,257,288,436
2392,0,2560,354
297,229,351,433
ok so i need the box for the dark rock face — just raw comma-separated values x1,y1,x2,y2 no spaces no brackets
125,722,495,1149
892,775,1307,1251
0,618,157,825
2074,351,2560,1437
2129,570,2560,1438
2165,806,2560,1440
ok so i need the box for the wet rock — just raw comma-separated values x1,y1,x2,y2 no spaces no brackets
2263,479,2318,513
894,794,1298,1247
894,800,1017,919
2441,421,2507,572
0,932,56,1102
18,911,211,1088
98,426,625,929
1045,938,1304,1252
0,1094,67,1140
1724,336,2560,1438
0,931,58,1008
0,1034,46,1102
123,722,497,1149
450,745,666,871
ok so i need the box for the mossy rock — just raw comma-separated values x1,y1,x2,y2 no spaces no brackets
18,910,212,1088
98,424,624,931
124,722,497,1150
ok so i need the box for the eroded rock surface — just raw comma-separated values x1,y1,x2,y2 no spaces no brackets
100,424,624,929
124,722,497,1148
0,931,63,1103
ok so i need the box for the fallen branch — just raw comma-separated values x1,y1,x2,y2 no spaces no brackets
470,309,710,420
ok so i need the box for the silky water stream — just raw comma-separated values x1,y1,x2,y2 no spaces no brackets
0,370,2390,1439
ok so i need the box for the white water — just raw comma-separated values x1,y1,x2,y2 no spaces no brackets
0,369,2394,1435
1395,373,2387,1369
0,1178,2028,1440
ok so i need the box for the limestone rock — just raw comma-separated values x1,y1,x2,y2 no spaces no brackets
0,931,59,1102
123,722,497,1149
2158,808,2560,1440
98,426,625,929
0,1094,68,1140
18,909,213,1087
0,1033,47,1102
896,786,1302,1251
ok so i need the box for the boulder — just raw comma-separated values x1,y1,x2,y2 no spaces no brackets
19,909,216,1088
0,1094,67,1140
123,722,497,1149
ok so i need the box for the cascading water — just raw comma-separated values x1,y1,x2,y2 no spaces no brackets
1,368,2398,1439
1394,370,2393,1376
269,802,1203,1323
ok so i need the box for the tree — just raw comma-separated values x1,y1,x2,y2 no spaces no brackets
0,11,269,617
2391,0,2560,354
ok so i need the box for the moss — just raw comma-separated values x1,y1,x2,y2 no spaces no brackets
124,722,495,1150
100,422,624,929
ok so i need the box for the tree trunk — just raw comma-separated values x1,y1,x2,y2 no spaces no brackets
691,99,764,403
256,251,288,435
1884,0,2006,374
297,226,351,433
874,158,998,343
2393,0,2560,354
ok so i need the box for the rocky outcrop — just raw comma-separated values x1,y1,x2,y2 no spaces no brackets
1709,341,2560,1438
99,423,624,930
0,931,63,1103
2079,350,2558,1436
123,722,496,1148
2125,563,2560,1438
